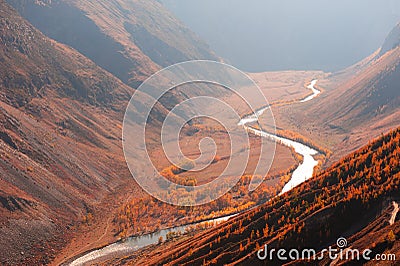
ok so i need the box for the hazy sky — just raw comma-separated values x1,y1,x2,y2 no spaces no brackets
162,0,400,72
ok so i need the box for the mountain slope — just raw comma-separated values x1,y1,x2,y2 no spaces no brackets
118,127,400,265
275,23,400,163
315,47,400,130
0,0,225,264
6,0,219,87
380,23,400,56
0,1,149,264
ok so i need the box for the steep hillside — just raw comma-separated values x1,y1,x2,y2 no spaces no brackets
6,0,219,87
0,1,148,264
119,127,400,265
0,2,263,264
313,47,400,130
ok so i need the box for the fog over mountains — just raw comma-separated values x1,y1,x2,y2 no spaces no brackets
162,0,400,72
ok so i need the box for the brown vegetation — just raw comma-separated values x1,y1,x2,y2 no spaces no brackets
119,127,400,265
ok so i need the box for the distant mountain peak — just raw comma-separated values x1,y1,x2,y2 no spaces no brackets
379,22,400,56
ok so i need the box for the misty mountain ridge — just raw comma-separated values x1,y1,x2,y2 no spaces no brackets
380,22,400,56
161,0,400,72
6,0,219,87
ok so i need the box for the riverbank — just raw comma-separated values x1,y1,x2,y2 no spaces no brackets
66,80,323,265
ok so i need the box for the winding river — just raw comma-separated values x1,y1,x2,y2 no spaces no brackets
244,125,319,195
67,80,321,265
68,215,236,266
300,79,320,102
